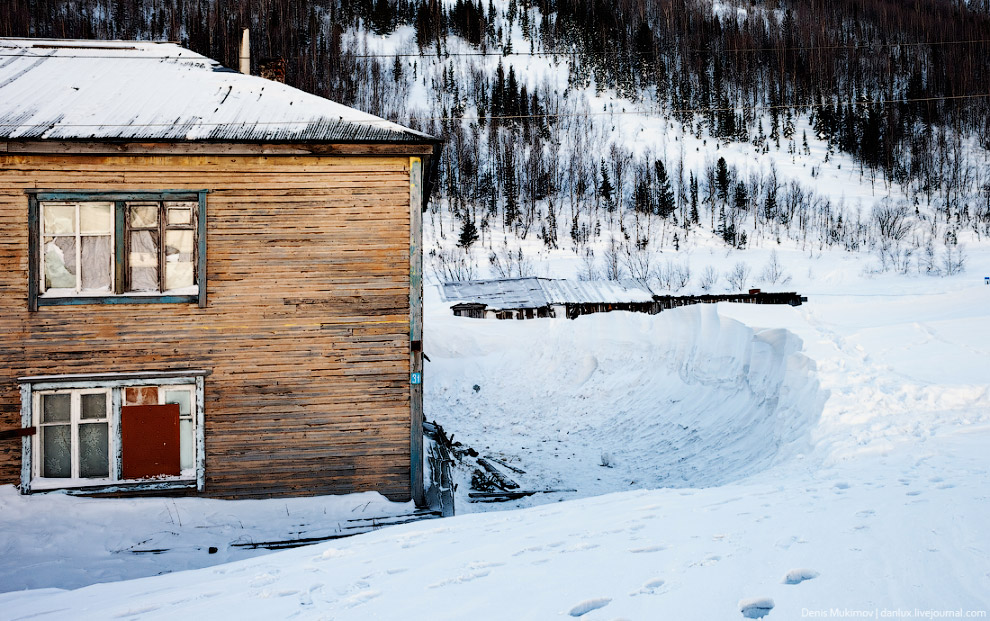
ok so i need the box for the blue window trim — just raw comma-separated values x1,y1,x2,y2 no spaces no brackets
26,190,208,310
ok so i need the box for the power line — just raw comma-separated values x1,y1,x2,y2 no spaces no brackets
362,38,990,57
1,93,986,129
409,93,990,123
1,37,988,60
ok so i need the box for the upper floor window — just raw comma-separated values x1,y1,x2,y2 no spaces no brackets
28,191,207,309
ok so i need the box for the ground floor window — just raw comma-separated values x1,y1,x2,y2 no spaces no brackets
36,389,111,479
19,370,208,493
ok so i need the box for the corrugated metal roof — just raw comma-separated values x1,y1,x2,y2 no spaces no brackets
0,38,435,144
441,277,552,309
440,277,657,309
539,279,655,304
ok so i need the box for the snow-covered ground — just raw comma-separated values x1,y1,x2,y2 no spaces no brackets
2,257,989,618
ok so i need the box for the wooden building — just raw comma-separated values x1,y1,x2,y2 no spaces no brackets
0,38,439,503
441,278,806,320
441,278,657,320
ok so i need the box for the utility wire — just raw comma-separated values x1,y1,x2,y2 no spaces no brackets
1,37,988,60
1,93,987,129
410,93,990,124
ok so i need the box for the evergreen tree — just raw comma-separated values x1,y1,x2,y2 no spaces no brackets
716,157,730,203
764,185,778,221
655,160,676,218
599,160,615,212
458,215,479,248
733,181,748,212
689,173,700,224
492,62,505,117
505,66,520,117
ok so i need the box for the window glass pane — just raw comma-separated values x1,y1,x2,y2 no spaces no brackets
44,237,77,289
165,230,194,256
80,203,113,234
164,390,191,417
165,263,195,291
167,207,193,226
124,386,159,406
43,204,76,235
42,425,71,478
179,420,193,471
80,236,112,291
42,393,71,423
79,423,109,478
128,204,159,228
81,393,107,420
164,230,195,290
129,230,160,292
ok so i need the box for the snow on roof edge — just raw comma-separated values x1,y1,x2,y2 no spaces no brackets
0,37,438,144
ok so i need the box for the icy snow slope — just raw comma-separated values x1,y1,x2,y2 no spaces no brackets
426,301,824,506
1,433,986,619
0,490,415,592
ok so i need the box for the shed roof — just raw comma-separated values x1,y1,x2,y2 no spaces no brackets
0,38,435,144
441,277,551,310
440,277,656,310
539,278,655,305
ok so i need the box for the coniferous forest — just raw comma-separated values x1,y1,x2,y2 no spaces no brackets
5,0,990,283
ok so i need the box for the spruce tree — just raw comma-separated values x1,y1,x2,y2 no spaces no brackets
458,216,479,248
599,160,615,212
716,157,730,203
655,160,675,218
689,173,700,224
733,181,748,212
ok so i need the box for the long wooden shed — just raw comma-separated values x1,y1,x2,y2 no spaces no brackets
0,38,439,503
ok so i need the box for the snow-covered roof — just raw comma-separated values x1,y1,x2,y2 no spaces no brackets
440,277,656,309
0,38,435,143
442,277,551,309
540,278,655,305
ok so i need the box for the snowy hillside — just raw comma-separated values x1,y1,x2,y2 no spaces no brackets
8,0,990,284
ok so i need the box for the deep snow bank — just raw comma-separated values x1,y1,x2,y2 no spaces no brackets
425,303,825,502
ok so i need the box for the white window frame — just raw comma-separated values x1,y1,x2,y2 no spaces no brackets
19,370,208,494
34,388,113,482
157,384,197,473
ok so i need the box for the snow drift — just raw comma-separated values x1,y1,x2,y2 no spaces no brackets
426,303,825,501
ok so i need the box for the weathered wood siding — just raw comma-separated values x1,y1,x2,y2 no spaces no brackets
0,153,416,500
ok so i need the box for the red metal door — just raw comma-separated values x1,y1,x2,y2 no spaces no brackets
121,404,181,479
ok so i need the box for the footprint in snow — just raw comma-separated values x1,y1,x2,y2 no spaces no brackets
631,578,665,596
628,545,665,553
783,568,819,584
739,597,775,619
568,598,611,617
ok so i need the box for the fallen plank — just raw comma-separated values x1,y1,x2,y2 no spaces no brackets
484,455,526,475
476,457,519,490
468,489,577,501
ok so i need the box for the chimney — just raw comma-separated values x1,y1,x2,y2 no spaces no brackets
239,28,250,75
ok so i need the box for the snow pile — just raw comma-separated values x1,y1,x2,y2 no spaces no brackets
426,301,823,504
